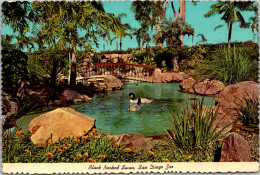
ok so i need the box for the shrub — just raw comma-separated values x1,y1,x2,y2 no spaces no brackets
194,46,258,84
166,98,226,151
235,96,259,132
2,48,30,94
27,49,70,85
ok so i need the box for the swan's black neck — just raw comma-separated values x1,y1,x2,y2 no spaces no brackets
137,98,141,105
129,92,135,100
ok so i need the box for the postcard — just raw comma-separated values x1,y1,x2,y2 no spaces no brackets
1,0,259,174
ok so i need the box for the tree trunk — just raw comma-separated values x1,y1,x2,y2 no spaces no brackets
116,36,118,51
158,42,163,48
68,51,71,85
253,29,255,43
120,38,122,51
228,22,233,48
172,54,179,72
50,59,58,87
70,48,77,86
179,0,186,47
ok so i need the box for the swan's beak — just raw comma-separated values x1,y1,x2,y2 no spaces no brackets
128,96,130,99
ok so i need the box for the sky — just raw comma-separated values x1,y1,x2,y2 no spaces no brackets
1,1,258,52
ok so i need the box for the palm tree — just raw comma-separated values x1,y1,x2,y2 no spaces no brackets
249,16,258,43
131,1,167,47
205,1,255,48
133,27,151,50
110,13,129,51
133,28,142,49
196,34,207,45
157,18,194,72
119,24,133,51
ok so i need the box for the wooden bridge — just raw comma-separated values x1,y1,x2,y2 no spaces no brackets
77,63,156,83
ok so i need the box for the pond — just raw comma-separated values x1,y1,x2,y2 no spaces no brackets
17,82,215,136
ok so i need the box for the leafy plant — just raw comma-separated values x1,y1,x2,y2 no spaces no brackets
166,98,225,150
2,47,30,94
234,96,259,132
194,46,258,84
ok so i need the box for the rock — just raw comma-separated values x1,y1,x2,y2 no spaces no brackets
213,81,259,132
179,72,190,79
48,96,67,107
2,92,20,126
161,72,189,83
106,133,151,152
28,107,96,146
179,78,196,92
193,80,225,95
112,58,119,63
61,89,91,103
89,81,106,93
215,81,259,111
152,68,162,83
220,132,250,162
103,75,123,91
17,83,55,109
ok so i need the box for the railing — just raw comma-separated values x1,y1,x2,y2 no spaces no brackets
77,63,156,82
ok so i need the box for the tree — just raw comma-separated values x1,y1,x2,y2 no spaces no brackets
249,16,258,43
110,13,131,51
2,1,34,36
205,1,255,48
131,1,166,47
196,34,207,45
156,18,194,72
32,1,123,85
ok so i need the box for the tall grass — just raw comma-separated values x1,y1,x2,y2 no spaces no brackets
194,46,258,85
235,96,259,132
166,98,225,150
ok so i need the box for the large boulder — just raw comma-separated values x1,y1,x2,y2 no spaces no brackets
28,107,96,146
215,81,259,111
220,132,250,162
213,81,259,132
2,92,20,126
193,80,225,95
61,89,91,103
152,68,162,83
179,77,196,92
106,133,151,152
161,72,189,83
103,75,123,91
17,83,55,109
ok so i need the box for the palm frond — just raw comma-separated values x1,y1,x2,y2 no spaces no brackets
214,25,224,31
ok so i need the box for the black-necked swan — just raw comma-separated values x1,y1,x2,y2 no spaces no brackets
128,98,141,111
128,92,152,104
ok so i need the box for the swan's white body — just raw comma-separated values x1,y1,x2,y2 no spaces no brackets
128,97,142,111
130,98,152,104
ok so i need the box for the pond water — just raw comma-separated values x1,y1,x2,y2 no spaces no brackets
17,82,215,136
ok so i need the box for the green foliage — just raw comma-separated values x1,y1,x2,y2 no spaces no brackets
27,49,70,82
2,47,29,94
166,98,224,150
235,97,259,132
2,127,222,163
194,46,258,85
